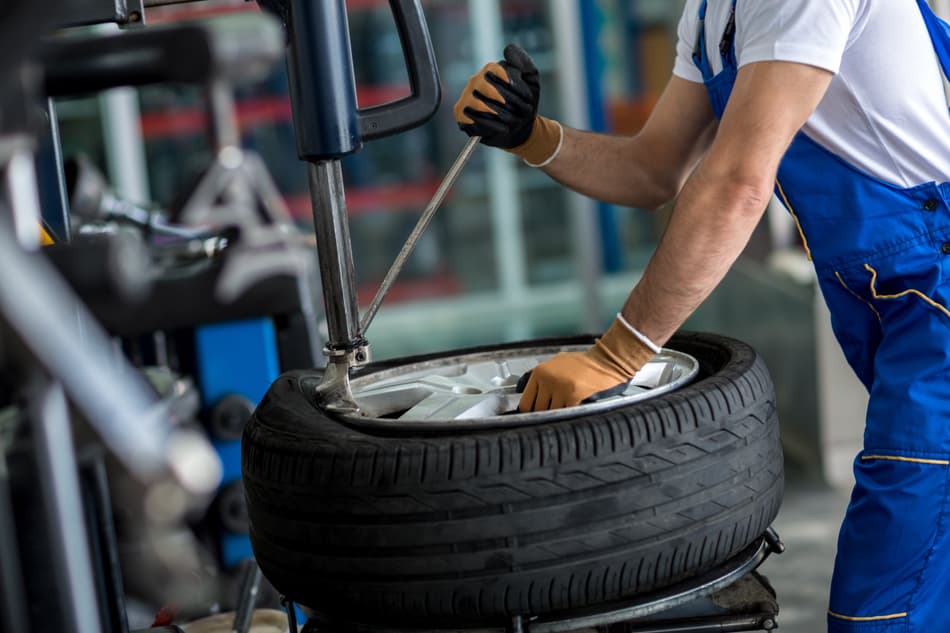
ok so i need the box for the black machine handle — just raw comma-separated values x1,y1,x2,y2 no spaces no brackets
284,0,441,161
357,0,441,142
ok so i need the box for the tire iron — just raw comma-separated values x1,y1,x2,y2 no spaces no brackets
359,136,480,335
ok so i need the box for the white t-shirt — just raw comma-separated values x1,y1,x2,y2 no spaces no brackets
672,0,950,188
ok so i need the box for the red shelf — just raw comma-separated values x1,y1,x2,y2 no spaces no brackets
147,0,394,22
140,89,410,141
357,272,461,305
140,96,289,140
284,178,441,218
147,1,258,24
358,84,411,106
141,107,208,140
146,0,404,21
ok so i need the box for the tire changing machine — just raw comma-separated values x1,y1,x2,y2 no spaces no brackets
270,0,786,631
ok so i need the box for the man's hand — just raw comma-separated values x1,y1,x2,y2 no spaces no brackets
518,317,657,412
453,44,562,165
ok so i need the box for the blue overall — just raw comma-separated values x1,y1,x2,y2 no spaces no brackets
694,1,950,630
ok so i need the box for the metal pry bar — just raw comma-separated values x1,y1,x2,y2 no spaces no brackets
359,135,480,334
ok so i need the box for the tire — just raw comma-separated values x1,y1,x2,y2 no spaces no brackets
242,332,782,626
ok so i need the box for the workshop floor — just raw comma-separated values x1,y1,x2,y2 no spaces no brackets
758,465,852,633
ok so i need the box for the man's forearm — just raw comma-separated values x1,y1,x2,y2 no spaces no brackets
535,77,717,211
540,127,677,209
617,61,832,348
621,164,772,346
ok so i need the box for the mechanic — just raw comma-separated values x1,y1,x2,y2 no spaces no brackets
454,1,950,631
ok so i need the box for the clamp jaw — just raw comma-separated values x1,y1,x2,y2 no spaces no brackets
317,342,371,414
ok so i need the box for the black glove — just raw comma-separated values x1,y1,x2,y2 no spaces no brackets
453,44,541,150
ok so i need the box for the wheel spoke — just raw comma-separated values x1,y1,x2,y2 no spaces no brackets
631,357,674,389
348,345,698,425
400,392,511,420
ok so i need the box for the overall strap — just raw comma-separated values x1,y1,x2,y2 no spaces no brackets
719,0,738,70
692,0,739,81
692,0,716,82
916,0,950,85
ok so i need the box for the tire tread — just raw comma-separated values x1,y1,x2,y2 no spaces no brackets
242,333,782,625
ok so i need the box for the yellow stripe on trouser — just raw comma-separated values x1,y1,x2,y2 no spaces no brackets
864,263,950,319
775,180,813,261
828,610,908,622
861,455,950,465
835,272,882,323
837,459,950,621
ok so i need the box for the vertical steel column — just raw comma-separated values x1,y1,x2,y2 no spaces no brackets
287,0,363,354
552,1,603,331
206,79,241,152
286,0,361,161
0,430,28,633
284,0,439,379
5,142,45,249
468,0,529,340
308,161,363,350
29,371,104,633
37,99,72,242
78,452,130,633
99,85,151,203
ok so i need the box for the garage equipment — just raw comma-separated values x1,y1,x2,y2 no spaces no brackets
281,0,442,412
41,9,326,615
1,6,316,632
0,52,220,633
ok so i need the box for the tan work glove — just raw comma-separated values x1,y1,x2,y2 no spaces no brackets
518,316,658,412
453,44,563,166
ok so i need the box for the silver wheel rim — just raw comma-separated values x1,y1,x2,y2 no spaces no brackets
340,345,700,431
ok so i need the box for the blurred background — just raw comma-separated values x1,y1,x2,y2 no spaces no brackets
56,0,841,482
44,1,950,630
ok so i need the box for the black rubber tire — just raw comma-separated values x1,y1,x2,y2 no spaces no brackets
242,332,782,626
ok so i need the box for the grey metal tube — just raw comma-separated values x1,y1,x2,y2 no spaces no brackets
207,79,241,152
232,561,263,633
0,213,198,485
30,372,104,633
42,98,73,242
0,422,30,633
308,161,362,349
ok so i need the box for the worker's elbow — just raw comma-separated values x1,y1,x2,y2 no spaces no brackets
726,180,771,217
644,160,692,209
699,147,779,217
706,169,773,220
647,177,683,209
626,174,680,210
